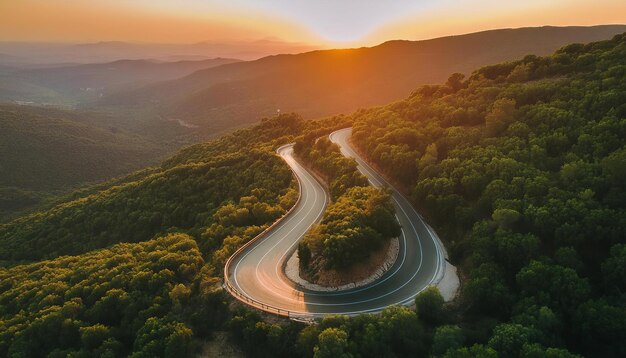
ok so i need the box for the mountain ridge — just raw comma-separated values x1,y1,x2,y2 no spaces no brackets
98,25,626,139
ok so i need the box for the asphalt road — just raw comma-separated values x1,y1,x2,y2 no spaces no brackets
224,128,445,318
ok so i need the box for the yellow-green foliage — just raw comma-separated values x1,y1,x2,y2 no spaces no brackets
0,234,214,357
294,135,399,270
295,136,368,199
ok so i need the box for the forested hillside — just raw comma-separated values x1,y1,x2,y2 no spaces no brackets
348,33,626,357
0,104,166,221
0,234,218,357
0,114,306,355
0,115,303,262
218,30,626,358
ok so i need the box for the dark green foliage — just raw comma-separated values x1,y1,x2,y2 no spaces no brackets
295,136,368,199
431,325,464,356
305,306,426,357
351,33,626,356
415,286,445,326
229,308,304,358
487,323,537,357
295,133,400,271
571,298,626,357
441,344,498,358
3,31,626,357
228,303,428,357
602,243,626,293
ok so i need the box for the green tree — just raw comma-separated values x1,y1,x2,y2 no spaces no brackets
432,325,464,356
447,73,466,92
488,323,537,357
485,98,516,136
442,344,498,358
602,244,626,294
79,324,110,351
314,328,352,358
415,286,445,325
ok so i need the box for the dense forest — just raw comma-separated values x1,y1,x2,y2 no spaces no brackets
298,186,399,272
0,234,221,357
220,31,626,358
1,32,625,357
346,33,626,357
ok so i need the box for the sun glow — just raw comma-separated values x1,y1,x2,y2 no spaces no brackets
0,0,624,46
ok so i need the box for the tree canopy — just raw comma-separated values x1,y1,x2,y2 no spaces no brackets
349,33,626,357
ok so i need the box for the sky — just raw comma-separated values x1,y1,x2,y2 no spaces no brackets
1,0,625,46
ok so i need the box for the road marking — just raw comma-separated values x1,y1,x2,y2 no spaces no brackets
226,129,446,315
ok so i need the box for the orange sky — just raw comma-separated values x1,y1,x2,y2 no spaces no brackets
369,1,626,44
0,1,319,44
1,0,625,46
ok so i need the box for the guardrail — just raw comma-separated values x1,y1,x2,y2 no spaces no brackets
223,280,292,317
222,143,311,319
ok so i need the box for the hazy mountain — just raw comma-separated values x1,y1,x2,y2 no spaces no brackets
0,57,241,106
21,58,240,95
0,39,319,64
99,25,626,139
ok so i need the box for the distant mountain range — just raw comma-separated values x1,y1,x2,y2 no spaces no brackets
20,58,240,95
2,25,625,142
0,39,319,64
98,25,626,138
0,58,241,106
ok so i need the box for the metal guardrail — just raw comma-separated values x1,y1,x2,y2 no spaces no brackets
222,143,313,320
223,280,294,317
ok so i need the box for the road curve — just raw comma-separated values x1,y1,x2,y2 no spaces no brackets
224,128,446,318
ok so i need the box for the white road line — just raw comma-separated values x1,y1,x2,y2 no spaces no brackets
226,129,446,315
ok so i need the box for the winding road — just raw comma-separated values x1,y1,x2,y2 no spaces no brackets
224,128,447,318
